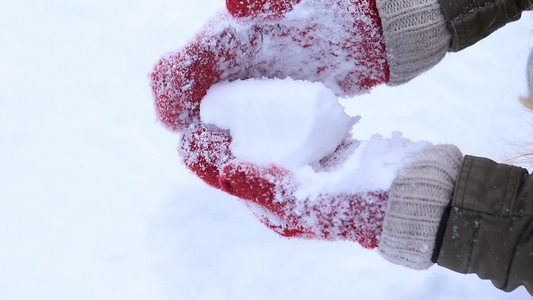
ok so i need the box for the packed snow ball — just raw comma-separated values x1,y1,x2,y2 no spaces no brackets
200,78,356,170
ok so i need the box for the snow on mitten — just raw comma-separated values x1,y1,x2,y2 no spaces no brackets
219,161,388,248
150,0,452,132
151,0,392,132
224,0,451,84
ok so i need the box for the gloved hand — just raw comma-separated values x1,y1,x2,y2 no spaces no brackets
150,0,451,132
152,0,386,132
150,0,458,268
180,120,464,267
180,122,388,248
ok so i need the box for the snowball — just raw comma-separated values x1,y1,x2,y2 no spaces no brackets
200,78,356,170
200,78,431,198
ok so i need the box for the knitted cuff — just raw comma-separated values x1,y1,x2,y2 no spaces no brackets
376,0,451,85
378,145,463,270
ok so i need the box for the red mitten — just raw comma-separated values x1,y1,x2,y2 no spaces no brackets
179,119,464,268
179,125,388,248
219,161,388,248
150,0,388,132
225,0,302,19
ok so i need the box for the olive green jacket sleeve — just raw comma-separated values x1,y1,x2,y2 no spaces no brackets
439,0,533,51
436,155,533,294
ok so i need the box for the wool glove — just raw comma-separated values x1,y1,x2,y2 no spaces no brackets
181,124,388,248
150,0,451,132
181,121,464,266
226,0,451,84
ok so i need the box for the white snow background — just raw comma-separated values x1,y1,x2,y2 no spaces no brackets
1,0,532,299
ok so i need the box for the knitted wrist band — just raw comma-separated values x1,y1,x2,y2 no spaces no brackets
376,0,451,85
378,145,463,270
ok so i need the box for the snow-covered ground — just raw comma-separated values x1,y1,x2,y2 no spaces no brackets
1,0,532,299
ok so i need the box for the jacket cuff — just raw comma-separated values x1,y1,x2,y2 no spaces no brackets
378,145,463,270
436,156,532,292
376,0,451,85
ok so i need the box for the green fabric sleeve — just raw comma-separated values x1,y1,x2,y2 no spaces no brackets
437,155,533,294
439,0,533,51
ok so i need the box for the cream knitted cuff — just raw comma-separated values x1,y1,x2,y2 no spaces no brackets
376,0,451,85
378,145,463,270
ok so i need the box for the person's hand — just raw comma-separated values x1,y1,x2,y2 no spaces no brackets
178,120,463,258
151,0,451,132
219,162,388,249
150,0,389,132
151,0,457,264
180,123,388,249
